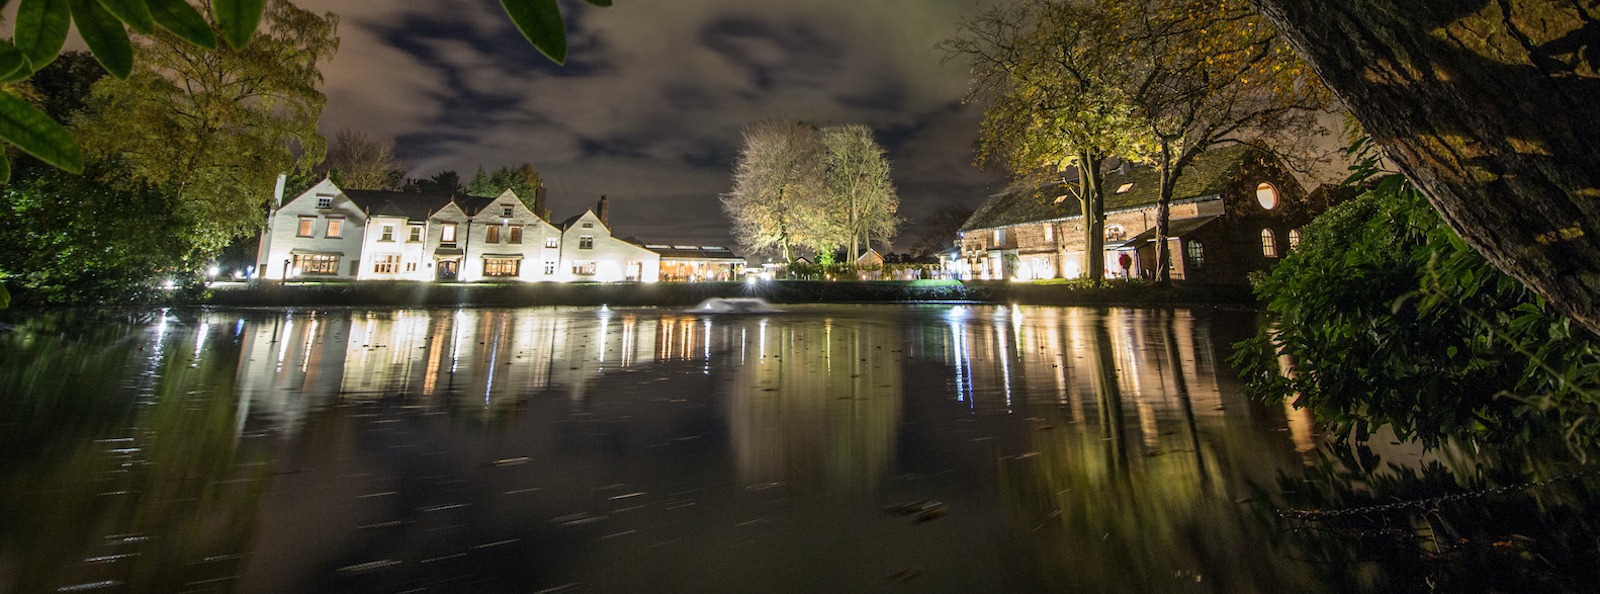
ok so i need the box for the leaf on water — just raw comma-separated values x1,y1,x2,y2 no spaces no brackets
97,0,155,35
147,0,215,49
211,0,264,49
14,0,71,69
499,0,566,65
70,0,134,79
0,90,84,173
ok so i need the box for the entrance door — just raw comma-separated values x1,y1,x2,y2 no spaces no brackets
437,260,458,281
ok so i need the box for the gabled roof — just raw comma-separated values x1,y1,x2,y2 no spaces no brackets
961,143,1256,233
341,189,505,220
559,210,608,232
1115,215,1221,249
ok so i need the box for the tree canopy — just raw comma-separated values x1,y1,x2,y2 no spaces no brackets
821,124,900,262
323,128,401,190
722,120,830,263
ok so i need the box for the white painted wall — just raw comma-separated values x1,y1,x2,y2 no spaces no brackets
258,179,367,280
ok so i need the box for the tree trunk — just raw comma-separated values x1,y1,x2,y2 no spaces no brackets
1079,149,1107,281
1253,0,1600,335
1154,139,1174,287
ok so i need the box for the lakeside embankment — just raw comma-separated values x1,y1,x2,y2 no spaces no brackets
182,279,1258,308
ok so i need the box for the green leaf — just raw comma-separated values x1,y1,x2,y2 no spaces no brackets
500,0,567,65
70,0,134,79
0,149,10,184
98,0,154,34
0,42,27,80
147,0,215,49
14,0,72,70
211,0,264,50
0,90,83,173
0,61,35,83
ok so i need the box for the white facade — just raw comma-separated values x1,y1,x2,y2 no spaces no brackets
257,179,368,280
557,210,660,282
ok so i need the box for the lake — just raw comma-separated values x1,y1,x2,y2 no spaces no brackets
0,303,1529,593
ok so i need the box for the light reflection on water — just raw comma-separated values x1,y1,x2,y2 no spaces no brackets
1,304,1323,593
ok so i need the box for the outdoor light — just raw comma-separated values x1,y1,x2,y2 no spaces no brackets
208,266,220,277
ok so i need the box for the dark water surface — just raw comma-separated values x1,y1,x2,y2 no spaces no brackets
1,304,1335,593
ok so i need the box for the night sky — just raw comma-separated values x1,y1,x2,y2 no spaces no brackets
293,0,1008,254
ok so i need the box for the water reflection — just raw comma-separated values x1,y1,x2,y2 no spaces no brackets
6,304,1541,593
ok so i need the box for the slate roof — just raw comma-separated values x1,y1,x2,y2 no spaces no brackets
342,190,503,220
960,143,1256,233
1115,215,1221,248
649,246,744,261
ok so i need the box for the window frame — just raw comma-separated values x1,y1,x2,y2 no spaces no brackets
545,237,559,249
325,218,343,238
509,225,523,244
484,258,520,277
1261,228,1278,258
486,225,500,243
579,236,594,250
296,216,316,237
373,254,400,274
573,260,596,275
380,225,395,242
441,223,458,243
408,226,423,243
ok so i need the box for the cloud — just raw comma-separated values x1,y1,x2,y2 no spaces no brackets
302,0,1002,249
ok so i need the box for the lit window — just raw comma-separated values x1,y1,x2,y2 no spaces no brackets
373,254,400,274
1262,228,1278,257
326,218,342,238
509,225,522,244
545,237,558,249
442,223,457,243
380,225,394,242
502,205,514,217
1256,182,1279,210
544,261,556,275
1289,229,1301,249
293,253,338,275
1187,240,1205,267
579,236,594,250
1115,183,1134,194
485,258,520,277
573,261,596,275
408,226,422,242
316,194,333,209
1044,226,1053,242
994,229,1006,244
297,217,315,237
1105,225,1126,241
486,225,500,243
406,262,417,272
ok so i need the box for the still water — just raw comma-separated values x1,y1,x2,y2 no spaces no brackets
2,304,1332,593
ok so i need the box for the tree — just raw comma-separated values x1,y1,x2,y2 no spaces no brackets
411,170,464,194
73,0,339,255
910,205,977,257
324,128,401,190
821,125,900,262
722,120,831,263
1250,0,1600,338
465,165,493,196
1113,0,1331,286
944,0,1153,281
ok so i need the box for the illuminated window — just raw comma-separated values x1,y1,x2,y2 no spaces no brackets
1262,228,1278,257
326,218,342,238
1187,240,1204,267
579,236,594,250
545,237,558,249
509,225,522,244
1256,182,1279,210
297,216,315,237
373,254,400,274
485,258,520,277
293,253,338,274
408,226,422,242
1115,183,1134,194
994,229,1006,244
441,223,457,243
1289,229,1301,249
544,261,556,275
406,262,417,272
1105,224,1126,241
502,205,513,217
573,261,596,275
380,225,394,242
315,194,333,209
486,225,500,243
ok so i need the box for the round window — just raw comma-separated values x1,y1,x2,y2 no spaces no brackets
1256,182,1279,210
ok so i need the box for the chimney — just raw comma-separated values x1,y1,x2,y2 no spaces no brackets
534,186,548,221
273,173,287,209
596,195,610,228
1119,159,1132,176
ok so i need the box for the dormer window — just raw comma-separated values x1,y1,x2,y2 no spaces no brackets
316,194,333,209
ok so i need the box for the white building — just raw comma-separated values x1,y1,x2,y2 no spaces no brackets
257,182,661,283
